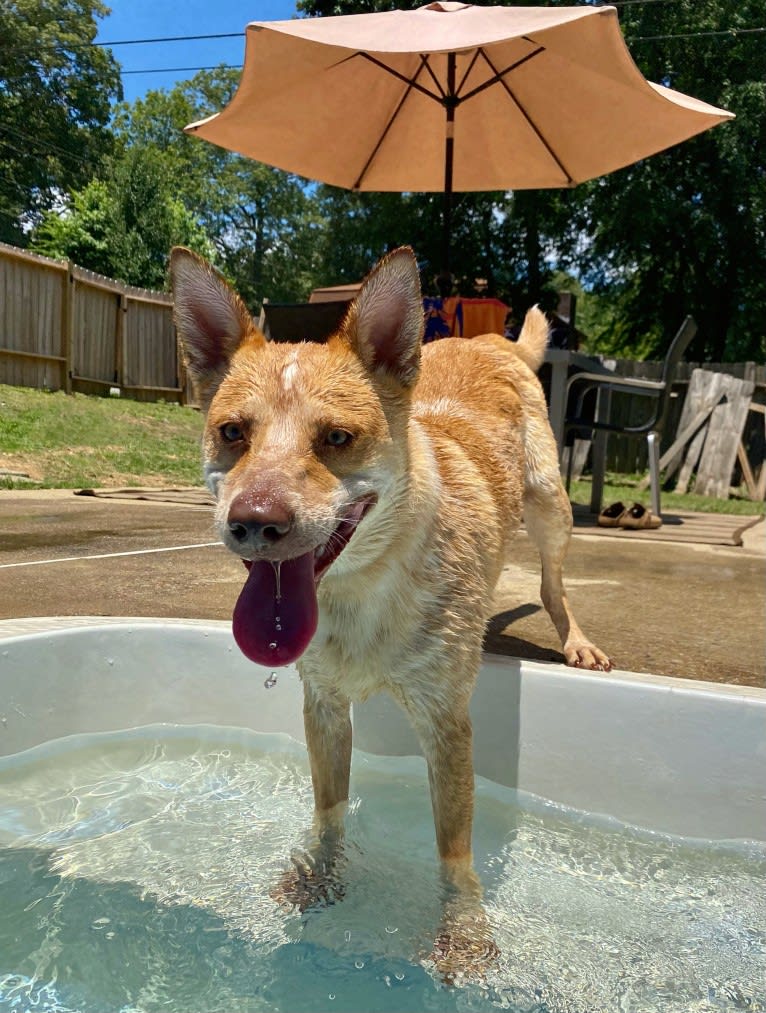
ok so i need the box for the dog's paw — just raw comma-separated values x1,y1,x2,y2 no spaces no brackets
425,911,500,985
270,852,346,912
565,641,613,672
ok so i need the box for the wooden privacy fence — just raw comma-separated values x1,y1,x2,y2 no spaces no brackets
1,240,763,493
0,242,193,403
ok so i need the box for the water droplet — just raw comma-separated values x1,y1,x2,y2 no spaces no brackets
269,642,277,650
107,658,114,666
394,972,405,981
344,930,351,942
275,616,281,623
272,561,282,602
264,673,278,689
354,959,364,969
275,624,282,631
384,925,398,934
328,994,335,1001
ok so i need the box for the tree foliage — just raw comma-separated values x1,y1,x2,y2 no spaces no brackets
569,0,766,361
112,71,324,309
0,0,122,244
31,147,213,289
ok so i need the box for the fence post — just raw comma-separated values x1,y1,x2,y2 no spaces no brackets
61,260,75,394
114,290,128,389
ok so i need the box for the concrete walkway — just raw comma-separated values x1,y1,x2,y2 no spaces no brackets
1,490,763,687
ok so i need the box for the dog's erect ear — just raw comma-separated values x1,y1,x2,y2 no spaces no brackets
340,247,423,388
170,247,264,393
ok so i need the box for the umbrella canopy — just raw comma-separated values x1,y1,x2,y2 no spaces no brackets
186,1,733,194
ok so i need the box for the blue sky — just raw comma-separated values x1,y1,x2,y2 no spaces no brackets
97,1,299,104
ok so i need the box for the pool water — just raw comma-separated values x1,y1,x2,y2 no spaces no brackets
0,725,763,1013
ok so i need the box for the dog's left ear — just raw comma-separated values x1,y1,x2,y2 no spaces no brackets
170,248,265,400
340,247,423,387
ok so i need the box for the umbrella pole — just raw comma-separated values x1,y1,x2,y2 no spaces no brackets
441,52,457,278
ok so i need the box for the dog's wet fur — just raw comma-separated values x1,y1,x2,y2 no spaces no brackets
171,246,610,977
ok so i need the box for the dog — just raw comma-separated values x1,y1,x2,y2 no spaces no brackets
170,245,611,975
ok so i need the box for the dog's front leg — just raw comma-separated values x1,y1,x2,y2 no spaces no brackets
405,694,498,981
273,679,351,911
302,679,352,836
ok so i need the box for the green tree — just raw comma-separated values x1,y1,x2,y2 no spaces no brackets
113,70,325,309
552,0,765,361
31,147,213,289
0,0,122,244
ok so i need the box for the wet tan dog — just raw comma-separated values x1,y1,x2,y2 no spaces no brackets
170,246,610,973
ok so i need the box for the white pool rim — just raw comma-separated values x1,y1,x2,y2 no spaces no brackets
1,618,763,843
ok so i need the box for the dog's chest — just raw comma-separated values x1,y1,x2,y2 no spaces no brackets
299,582,447,702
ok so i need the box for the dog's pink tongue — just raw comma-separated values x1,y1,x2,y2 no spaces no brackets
232,553,318,667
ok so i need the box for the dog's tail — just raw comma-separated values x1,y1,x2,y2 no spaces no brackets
513,306,549,373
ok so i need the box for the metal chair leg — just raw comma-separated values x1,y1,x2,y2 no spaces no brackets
588,387,610,514
564,434,574,492
647,430,661,518
589,430,608,514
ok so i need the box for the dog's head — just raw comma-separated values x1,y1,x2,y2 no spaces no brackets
170,246,424,667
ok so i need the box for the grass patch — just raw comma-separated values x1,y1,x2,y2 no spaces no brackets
0,384,203,489
568,475,764,517
1,384,763,515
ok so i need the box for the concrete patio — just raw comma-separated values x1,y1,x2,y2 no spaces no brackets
1,489,763,687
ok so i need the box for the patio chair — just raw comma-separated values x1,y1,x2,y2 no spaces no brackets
257,300,350,343
563,315,698,518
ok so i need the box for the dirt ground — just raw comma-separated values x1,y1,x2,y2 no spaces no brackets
0,489,764,688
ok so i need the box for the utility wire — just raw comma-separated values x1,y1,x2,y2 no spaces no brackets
96,32,244,47
630,26,766,41
0,124,93,168
121,65,240,76
2,1,761,53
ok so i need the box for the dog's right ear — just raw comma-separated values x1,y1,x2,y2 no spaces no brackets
340,246,423,388
170,248,265,403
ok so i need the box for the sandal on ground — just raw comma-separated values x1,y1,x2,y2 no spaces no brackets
619,503,662,529
597,501,627,527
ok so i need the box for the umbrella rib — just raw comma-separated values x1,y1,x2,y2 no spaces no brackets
356,52,444,105
456,48,483,98
479,48,575,186
421,54,447,101
352,56,430,191
458,46,544,104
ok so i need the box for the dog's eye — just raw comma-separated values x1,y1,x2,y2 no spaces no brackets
325,428,353,447
220,422,244,443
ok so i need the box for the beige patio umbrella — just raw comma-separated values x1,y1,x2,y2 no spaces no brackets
185,1,733,265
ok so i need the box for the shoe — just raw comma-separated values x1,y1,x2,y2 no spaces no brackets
597,501,627,527
619,503,662,529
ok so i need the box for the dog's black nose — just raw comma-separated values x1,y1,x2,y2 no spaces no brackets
227,496,293,549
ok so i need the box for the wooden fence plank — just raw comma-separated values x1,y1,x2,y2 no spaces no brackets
0,242,177,402
693,373,754,497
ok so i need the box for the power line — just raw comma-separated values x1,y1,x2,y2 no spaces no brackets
121,64,241,76
96,32,244,47
1,14,761,78
114,23,765,76
1,1,759,54
630,26,766,41
0,124,93,168
1,32,245,53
